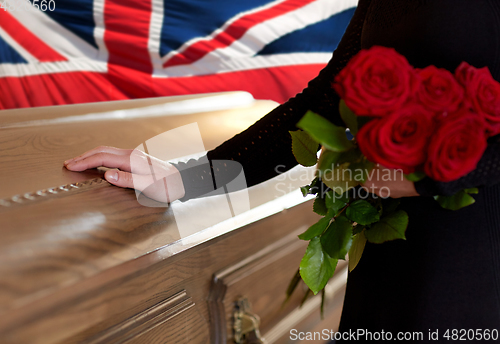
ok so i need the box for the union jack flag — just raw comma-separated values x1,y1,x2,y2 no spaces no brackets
0,0,355,109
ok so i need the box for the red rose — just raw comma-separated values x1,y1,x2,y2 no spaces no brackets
417,66,464,115
425,109,487,182
357,104,435,174
455,61,476,85
333,46,420,117
455,62,500,136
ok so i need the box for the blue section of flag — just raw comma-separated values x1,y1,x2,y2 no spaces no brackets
160,0,273,57
44,0,97,49
257,7,355,55
0,36,27,64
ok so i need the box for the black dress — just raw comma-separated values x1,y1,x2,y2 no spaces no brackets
175,0,500,341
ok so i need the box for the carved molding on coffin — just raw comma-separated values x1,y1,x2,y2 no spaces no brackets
0,177,110,209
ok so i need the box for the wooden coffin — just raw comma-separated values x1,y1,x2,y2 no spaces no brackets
0,92,347,344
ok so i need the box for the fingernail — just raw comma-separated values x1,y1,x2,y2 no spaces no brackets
64,159,72,165
107,171,118,182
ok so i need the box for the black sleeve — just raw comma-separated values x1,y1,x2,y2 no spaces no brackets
175,0,372,201
415,135,500,197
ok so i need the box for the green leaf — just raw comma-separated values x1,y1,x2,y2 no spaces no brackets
297,111,353,152
465,188,479,194
333,148,375,184
299,237,338,295
381,198,401,216
405,171,426,182
348,158,375,184
317,149,341,179
337,190,351,204
339,100,358,135
298,216,331,240
325,209,338,219
364,210,408,244
346,200,380,226
300,177,320,197
434,189,477,210
352,224,364,235
336,147,362,166
300,186,309,197
321,162,360,195
325,190,348,214
320,216,353,260
290,130,319,167
348,232,367,272
313,196,328,216
318,147,373,193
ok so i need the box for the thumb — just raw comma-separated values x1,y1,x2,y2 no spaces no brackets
105,169,166,196
104,170,134,189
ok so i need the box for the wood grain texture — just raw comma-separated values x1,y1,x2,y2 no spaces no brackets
84,290,199,344
0,95,344,344
0,98,277,199
0,96,277,311
0,201,321,344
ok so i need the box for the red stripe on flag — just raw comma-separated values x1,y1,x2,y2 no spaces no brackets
0,11,67,62
0,64,325,109
104,0,153,74
163,0,317,68
0,71,127,109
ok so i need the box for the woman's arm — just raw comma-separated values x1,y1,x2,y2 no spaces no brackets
176,0,373,200
66,0,374,202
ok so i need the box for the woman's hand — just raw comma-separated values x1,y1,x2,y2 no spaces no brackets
64,146,185,203
362,164,419,198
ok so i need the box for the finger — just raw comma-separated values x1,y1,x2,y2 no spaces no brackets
375,187,391,198
65,152,132,172
65,146,132,165
64,146,132,165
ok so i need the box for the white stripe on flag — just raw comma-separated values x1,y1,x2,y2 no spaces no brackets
149,0,165,71
8,2,101,60
0,26,38,63
153,52,333,78
0,59,107,78
93,0,109,63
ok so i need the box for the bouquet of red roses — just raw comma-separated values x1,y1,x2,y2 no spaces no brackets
287,46,500,304
335,46,499,182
